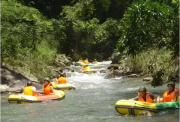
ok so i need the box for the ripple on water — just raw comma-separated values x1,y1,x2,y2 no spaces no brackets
1,66,179,122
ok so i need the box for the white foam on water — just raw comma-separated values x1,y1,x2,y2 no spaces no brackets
126,87,139,91
67,72,110,90
112,77,123,80
99,61,112,64
146,111,152,117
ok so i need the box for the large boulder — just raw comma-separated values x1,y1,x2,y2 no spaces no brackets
54,54,72,67
1,66,42,94
111,49,121,64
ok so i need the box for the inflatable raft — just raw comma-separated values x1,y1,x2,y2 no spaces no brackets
75,62,94,66
75,62,84,66
8,90,65,104
115,100,179,115
51,82,76,91
82,70,97,74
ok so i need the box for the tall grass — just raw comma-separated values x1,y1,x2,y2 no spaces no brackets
121,48,178,83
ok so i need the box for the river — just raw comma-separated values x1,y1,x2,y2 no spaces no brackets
1,62,179,122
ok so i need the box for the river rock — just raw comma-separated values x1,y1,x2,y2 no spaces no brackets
105,73,115,79
100,70,106,73
127,74,138,78
113,70,123,77
54,54,72,67
1,66,42,94
0,85,9,93
111,49,121,64
108,64,120,70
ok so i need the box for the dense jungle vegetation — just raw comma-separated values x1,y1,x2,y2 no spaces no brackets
1,0,179,86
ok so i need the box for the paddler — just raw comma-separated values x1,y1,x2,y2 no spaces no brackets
58,74,67,84
54,75,60,84
93,59,98,64
84,58,89,64
23,81,40,96
43,78,54,95
130,87,160,103
81,65,90,72
78,58,83,62
162,82,179,102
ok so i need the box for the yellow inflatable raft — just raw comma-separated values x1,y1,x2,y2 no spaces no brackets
8,90,65,104
115,100,179,115
51,82,76,91
82,70,97,74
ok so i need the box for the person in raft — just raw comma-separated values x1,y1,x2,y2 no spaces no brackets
78,58,83,62
43,78,54,95
54,75,60,84
130,87,160,103
162,82,179,102
93,59,98,64
23,81,40,96
58,74,67,84
81,65,90,72
84,58,89,64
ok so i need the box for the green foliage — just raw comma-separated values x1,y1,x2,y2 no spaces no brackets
20,0,133,22
120,48,178,87
17,0,74,19
1,0,62,81
58,15,121,60
61,0,95,21
60,1,122,60
121,48,172,74
1,0,179,86
117,1,176,55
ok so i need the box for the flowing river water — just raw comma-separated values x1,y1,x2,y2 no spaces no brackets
1,61,179,122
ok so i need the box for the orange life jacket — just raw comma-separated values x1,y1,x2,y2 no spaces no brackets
79,60,83,62
82,66,90,72
84,60,89,64
138,92,154,103
43,83,53,95
23,86,34,96
93,61,97,64
162,89,179,102
58,77,67,84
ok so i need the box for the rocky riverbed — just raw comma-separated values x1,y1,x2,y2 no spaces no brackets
1,66,42,94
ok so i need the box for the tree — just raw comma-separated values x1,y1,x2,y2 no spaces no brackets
117,1,176,55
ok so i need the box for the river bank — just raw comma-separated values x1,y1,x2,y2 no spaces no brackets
110,48,179,87
1,60,177,96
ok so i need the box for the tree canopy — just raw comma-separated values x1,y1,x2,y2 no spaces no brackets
1,0,179,84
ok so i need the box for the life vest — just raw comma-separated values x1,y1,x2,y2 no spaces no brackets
138,92,154,103
58,77,67,84
43,83,53,95
23,86,34,96
93,61,97,64
162,89,179,102
79,60,83,62
82,66,90,72
84,60,89,64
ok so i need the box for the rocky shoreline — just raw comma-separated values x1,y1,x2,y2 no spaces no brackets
1,62,154,94
1,66,42,94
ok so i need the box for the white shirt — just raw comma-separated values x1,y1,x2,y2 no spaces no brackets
32,86,36,91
